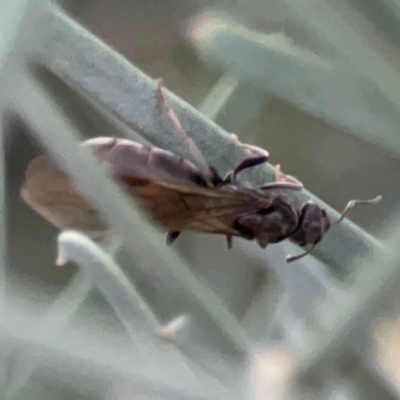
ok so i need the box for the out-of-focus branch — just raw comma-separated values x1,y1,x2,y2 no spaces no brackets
188,14,400,158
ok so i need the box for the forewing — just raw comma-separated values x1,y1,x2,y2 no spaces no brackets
20,155,107,237
21,142,273,239
119,174,270,235
85,137,270,235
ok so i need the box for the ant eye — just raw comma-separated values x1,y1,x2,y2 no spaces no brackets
258,206,277,215
321,209,327,217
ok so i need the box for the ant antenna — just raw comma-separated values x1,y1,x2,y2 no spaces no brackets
286,244,317,263
331,195,382,227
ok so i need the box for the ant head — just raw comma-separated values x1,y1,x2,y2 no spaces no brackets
286,196,380,263
290,202,331,247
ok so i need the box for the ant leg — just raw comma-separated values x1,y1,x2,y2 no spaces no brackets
229,133,270,159
224,156,268,183
155,78,214,180
261,166,303,190
226,235,233,249
286,244,317,263
273,164,304,186
259,164,304,190
332,195,382,227
166,231,181,244
260,181,303,191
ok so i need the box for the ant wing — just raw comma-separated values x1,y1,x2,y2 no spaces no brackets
20,155,107,237
118,173,271,235
21,153,273,239
90,137,274,236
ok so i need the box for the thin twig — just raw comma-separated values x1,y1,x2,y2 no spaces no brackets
6,271,92,398
0,301,233,400
57,231,160,337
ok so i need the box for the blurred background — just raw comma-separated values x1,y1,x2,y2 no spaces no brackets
4,0,400,399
